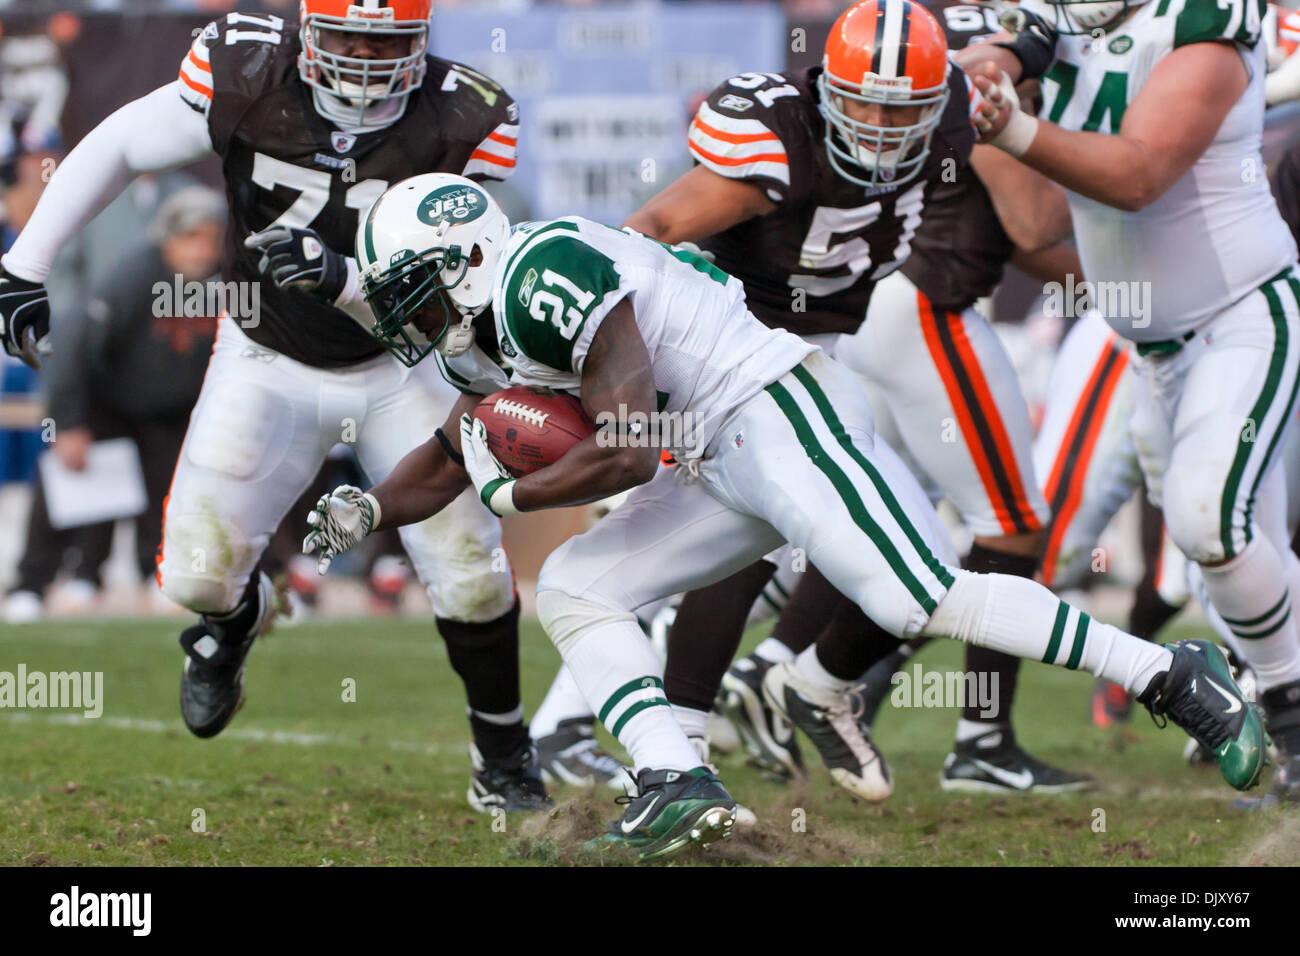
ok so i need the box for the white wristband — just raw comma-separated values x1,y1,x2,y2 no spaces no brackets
334,256,362,309
488,480,519,517
992,110,1039,159
362,491,382,532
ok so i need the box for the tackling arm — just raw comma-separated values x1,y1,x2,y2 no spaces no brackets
622,165,776,243
2,82,215,281
970,142,1073,251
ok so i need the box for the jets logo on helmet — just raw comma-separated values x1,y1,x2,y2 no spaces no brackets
819,0,951,190
418,185,488,228
356,173,510,366
298,0,432,130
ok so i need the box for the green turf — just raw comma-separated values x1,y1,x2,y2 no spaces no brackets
0,615,1285,865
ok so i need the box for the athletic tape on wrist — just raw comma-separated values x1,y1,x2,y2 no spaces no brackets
993,110,1039,158
362,492,382,532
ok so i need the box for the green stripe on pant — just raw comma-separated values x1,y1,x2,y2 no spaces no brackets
1220,273,1300,557
765,375,946,616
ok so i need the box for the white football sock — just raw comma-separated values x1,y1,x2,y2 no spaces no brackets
955,718,1002,743
796,644,853,695
671,704,709,740
537,590,701,774
1197,537,1300,690
923,570,1174,696
754,636,795,664
530,664,593,738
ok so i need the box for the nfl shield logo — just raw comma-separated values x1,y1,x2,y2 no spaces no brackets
332,133,356,153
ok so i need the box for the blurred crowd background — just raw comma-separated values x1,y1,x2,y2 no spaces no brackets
1,0,1299,625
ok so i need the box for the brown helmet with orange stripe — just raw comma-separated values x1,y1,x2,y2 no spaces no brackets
298,0,432,130
819,0,951,189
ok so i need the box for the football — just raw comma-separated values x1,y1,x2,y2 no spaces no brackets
473,385,595,477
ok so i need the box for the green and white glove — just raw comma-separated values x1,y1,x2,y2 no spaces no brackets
302,484,381,574
459,414,518,516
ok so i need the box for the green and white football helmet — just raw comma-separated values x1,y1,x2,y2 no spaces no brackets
355,173,510,366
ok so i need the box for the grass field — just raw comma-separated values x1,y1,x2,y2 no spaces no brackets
0,614,1292,866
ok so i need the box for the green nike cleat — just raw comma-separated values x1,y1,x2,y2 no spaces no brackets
585,766,737,861
1139,639,1269,791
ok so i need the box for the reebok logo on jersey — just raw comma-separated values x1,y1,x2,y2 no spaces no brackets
518,267,539,307
718,94,753,112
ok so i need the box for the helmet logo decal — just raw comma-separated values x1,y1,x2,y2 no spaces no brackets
417,185,487,228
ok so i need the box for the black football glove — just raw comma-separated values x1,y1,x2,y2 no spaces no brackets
993,7,1059,81
0,264,51,369
244,225,348,302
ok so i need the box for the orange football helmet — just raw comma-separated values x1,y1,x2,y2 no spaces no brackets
819,0,951,189
298,0,432,129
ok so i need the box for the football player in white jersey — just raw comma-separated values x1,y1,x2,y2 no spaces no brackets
968,0,1300,799
0,0,558,813
304,172,1263,860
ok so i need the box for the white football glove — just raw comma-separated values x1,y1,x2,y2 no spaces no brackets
302,484,381,574
459,414,518,516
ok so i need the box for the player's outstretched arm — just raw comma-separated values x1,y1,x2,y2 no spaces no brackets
1011,241,1084,286
3,82,215,283
303,392,478,573
976,42,1248,211
370,391,479,530
970,139,1073,252
622,165,775,244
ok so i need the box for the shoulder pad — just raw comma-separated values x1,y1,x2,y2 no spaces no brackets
178,12,292,149
1174,0,1266,48
688,72,811,203
427,59,521,181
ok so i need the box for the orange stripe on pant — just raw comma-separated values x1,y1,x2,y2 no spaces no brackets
1040,340,1129,586
917,291,1043,536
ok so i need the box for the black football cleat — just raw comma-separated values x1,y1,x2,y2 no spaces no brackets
535,718,628,790
941,727,1094,793
762,661,893,801
467,741,553,813
718,653,805,780
178,572,278,738
1234,678,1300,810
1139,639,1267,791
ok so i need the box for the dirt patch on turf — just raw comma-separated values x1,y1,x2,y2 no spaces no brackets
708,788,885,865
507,789,884,866
508,792,618,864
1238,809,1300,865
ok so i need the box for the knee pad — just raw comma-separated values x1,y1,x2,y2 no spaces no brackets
397,501,514,623
1161,477,1229,564
157,513,254,614
423,565,515,623
536,589,639,658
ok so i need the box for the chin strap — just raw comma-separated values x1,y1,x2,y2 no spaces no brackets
440,316,477,357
